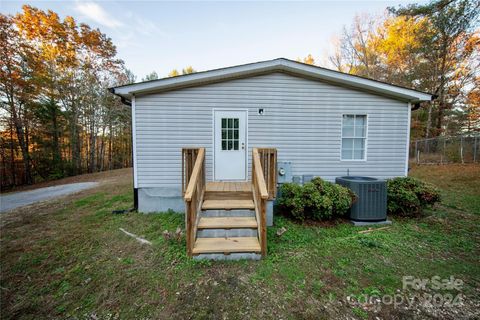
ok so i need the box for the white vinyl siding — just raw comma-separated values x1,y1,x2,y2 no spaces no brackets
341,114,367,160
134,72,409,188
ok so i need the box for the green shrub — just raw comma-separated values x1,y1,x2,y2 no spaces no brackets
387,177,441,216
277,177,356,221
311,178,354,216
277,183,305,220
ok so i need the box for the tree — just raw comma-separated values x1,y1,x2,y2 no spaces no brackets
14,5,124,175
297,54,315,65
390,0,480,134
168,69,179,77
124,69,137,84
329,1,479,138
181,66,196,75
168,66,196,77
142,71,158,81
329,14,384,79
31,97,65,178
465,80,480,132
375,16,434,87
0,13,36,184
0,6,131,188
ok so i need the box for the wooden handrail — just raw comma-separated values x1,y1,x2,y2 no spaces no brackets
182,147,206,256
252,147,276,257
184,148,205,201
257,148,277,199
182,148,199,195
252,149,269,200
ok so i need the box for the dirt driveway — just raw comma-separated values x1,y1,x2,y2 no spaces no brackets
0,168,132,213
0,182,99,213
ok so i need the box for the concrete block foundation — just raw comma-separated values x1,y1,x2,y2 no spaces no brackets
137,187,274,227
138,187,185,213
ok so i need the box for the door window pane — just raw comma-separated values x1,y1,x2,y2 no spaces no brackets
221,117,240,151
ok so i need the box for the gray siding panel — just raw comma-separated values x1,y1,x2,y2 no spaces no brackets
135,72,408,188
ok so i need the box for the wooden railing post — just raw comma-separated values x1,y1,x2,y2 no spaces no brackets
256,148,277,200
183,148,205,256
252,148,273,257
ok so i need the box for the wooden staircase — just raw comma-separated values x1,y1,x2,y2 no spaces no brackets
182,147,277,258
193,182,260,255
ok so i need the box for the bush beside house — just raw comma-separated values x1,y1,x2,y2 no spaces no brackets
387,177,441,216
277,177,356,221
277,176,441,221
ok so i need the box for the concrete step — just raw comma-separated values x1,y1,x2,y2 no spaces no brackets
193,253,261,261
196,228,258,238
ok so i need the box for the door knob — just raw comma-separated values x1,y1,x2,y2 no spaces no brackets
241,142,245,150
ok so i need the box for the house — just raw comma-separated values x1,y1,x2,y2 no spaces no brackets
110,58,433,258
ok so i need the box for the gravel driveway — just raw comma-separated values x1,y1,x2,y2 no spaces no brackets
0,182,99,213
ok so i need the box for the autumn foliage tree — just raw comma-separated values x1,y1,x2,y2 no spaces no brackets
297,54,315,65
0,6,132,188
465,81,480,132
329,0,479,138
0,13,37,184
168,66,196,77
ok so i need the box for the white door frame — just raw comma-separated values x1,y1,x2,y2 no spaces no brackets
212,108,248,181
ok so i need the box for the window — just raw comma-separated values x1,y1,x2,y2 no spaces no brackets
341,115,367,160
221,118,239,150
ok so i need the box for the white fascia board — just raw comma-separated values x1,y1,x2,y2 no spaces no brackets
279,60,433,102
113,60,279,97
112,59,432,102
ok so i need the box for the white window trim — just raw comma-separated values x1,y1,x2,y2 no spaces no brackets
340,114,368,162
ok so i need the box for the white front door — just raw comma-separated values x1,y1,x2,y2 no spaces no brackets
214,110,247,181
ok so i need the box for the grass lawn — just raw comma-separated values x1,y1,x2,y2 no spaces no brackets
1,165,479,319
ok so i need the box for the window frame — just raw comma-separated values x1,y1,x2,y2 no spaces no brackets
221,117,240,151
340,114,368,161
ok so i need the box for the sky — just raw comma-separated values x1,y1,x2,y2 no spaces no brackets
1,0,424,80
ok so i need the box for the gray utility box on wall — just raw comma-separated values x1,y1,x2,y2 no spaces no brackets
277,161,292,184
335,176,388,223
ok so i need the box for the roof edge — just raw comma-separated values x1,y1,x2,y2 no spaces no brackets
111,58,433,102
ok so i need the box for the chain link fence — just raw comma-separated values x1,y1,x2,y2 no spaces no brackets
410,135,479,164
